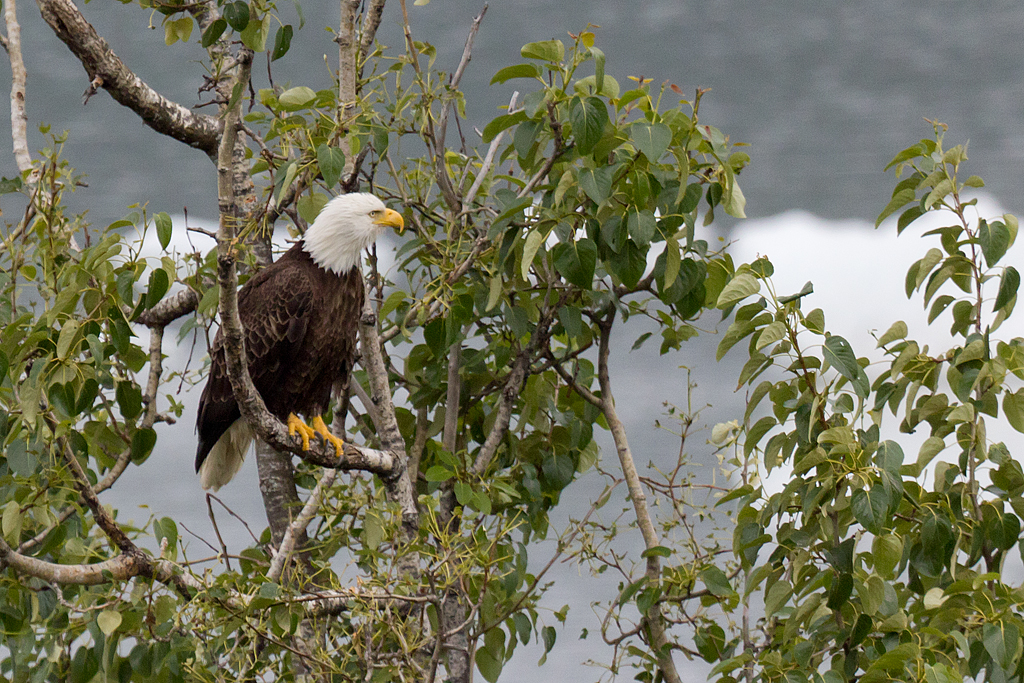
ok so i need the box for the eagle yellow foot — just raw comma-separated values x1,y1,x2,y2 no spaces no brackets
287,414,345,456
287,413,317,451
312,415,346,457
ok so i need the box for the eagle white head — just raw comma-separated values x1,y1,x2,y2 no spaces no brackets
302,192,405,275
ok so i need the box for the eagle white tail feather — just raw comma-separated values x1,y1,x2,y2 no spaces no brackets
199,420,253,491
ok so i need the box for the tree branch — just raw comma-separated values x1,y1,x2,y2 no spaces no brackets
470,312,554,476
5,0,32,174
35,0,221,155
358,299,418,545
266,469,337,583
358,0,388,62
436,5,487,163
594,315,681,683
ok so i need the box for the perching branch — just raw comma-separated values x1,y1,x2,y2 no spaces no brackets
35,0,221,155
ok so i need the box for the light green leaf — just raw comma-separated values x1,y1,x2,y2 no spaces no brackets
240,14,269,52
56,319,80,359
278,86,317,111
521,40,565,63
521,230,546,279
755,321,787,351
716,273,760,309
629,121,672,161
97,610,122,636
664,235,680,288
877,320,907,347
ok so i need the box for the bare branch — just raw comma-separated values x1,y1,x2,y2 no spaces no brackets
5,0,32,173
137,288,199,327
267,469,337,582
35,0,221,155
358,299,418,542
464,91,517,210
436,5,487,159
593,315,681,683
358,0,388,61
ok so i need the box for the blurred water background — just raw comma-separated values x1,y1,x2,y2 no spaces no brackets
3,1,1024,678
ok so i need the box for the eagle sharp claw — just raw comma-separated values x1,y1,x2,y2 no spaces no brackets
312,416,346,457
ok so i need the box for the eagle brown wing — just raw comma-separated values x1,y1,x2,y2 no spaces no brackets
194,254,315,472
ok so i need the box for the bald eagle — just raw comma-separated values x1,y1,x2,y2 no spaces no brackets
195,192,404,491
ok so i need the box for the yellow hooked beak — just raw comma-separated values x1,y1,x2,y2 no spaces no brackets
375,207,405,233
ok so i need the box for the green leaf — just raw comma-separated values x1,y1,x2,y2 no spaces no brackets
223,1,250,32
569,97,608,156
521,40,565,63
823,335,860,380
826,573,854,609
271,24,293,61
490,63,540,84
994,266,1019,313
56,319,80,359
116,381,143,421
277,86,317,111
97,610,122,636
626,209,657,246
552,239,597,289
201,17,227,47
1003,390,1024,433
6,440,37,477
239,14,269,52
851,485,889,534
296,192,328,224
610,240,646,289
700,566,735,598
629,121,672,161
979,219,1010,268
521,229,546,279
578,166,615,204
131,428,158,464
317,145,345,189
424,466,454,482
876,188,916,227
155,212,172,250
476,648,503,683
481,111,527,144
777,281,813,304
146,268,170,308
272,160,298,206
716,273,760,309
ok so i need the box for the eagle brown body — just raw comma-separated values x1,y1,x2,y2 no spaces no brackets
194,192,403,490
194,245,363,474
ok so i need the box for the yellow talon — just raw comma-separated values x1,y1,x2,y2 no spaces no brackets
287,413,316,451
312,415,346,457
